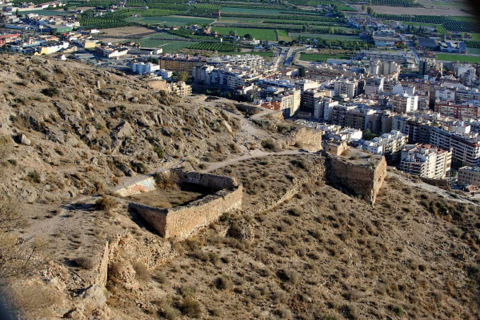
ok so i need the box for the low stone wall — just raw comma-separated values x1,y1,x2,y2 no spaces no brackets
180,171,237,191
326,154,387,205
128,171,243,240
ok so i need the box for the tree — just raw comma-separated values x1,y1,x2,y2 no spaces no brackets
361,4,366,11
176,72,189,83
298,66,306,77
363,129,377,141
367,7,373,15
244,33,252,40
328,27,335,34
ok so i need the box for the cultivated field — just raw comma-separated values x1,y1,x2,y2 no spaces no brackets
212,27,277,41
125,15,215,27
99,26,157,37
436,53,480,63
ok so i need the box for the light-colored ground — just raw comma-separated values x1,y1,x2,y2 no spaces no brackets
99,26,157,37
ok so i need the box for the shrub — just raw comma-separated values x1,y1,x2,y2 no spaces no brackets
131,161,148,174
153,146,165,158
159,305,180,320
389,304,403,316
27,171,41,184
290,159,307,169
154,271,168,284
261,139,281,152
95,196,118,216
287,208,303,217
154,172,177,189
73,257,96,270
180,297,202,318
180,285,196,297
214,276,233,291
132,261,150,282
41,87,59,97
276,269,299,285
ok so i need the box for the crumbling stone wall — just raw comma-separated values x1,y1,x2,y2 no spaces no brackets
327,155,387,205
326,141,348,156
286,127,323,152
128,172,243,239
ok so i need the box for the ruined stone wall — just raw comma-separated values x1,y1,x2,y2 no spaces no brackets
180,171,238,191
327,155,387,205
128,172,243,240
286,127,323,152
129,202,169,236
164,185,243,238
326,141,348,156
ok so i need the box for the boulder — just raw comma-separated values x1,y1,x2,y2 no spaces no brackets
79,284,107,310
114,121,134,139
18,134,31,146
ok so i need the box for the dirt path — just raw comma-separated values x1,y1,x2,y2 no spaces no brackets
202,149,306,173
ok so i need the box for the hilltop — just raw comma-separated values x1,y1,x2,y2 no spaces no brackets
0,55,478,320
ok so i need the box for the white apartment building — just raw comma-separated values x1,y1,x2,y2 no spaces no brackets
458,166,480,186
364,77,384,97
392,83,415,96
368,60,401,76
363,130,408,163
435,87,456,102
430,126,480,166
167,82,192,96
132,62,160,75
390,94,418,113
399,144,452,179
334,79,358,99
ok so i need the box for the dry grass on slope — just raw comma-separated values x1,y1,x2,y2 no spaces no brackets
140,156,480,320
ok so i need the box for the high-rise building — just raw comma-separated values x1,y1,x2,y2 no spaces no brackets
399,144,452,179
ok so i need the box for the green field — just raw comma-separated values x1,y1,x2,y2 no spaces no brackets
467,48,480,55
300,53,350,62
436,53,480,63
212,27,277,41
405,22,446,33
125,15,215,27
277,29,292,42
138,37,197,52
465,33,480,41
290,33,362,40
431,0,465,6
221,6,283,14
217,17,264,24
19,9,70,15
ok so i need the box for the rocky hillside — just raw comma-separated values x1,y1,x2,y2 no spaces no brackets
0,54,248,203
0,55,479,320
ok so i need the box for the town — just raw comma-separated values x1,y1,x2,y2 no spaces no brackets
2,0,480,197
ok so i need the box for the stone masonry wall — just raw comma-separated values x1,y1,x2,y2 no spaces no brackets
327,155,387,205
128,172,243,240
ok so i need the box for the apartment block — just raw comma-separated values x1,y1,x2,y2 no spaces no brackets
399,144,452,179
458,166,480,186
363,130,408,164
430,126,480,166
